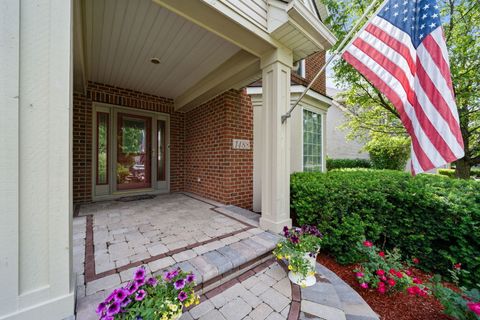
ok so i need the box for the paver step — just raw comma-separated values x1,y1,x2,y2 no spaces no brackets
297,263,379,320
168,229,282,294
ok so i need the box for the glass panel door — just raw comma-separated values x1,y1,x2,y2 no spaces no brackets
157,120,166,181
116,113,151,190
96,112,109,185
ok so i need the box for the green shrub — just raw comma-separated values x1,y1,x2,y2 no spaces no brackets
364,135,410,170
326,158,371,171
290,169,480,286
438,169,456,178
439,168,480,179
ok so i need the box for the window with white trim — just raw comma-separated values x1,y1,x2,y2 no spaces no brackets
303,109,323,172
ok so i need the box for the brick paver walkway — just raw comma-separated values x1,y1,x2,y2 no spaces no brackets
73,193,378,320
182,262,292,320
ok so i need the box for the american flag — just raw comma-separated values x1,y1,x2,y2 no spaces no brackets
342,0,464,174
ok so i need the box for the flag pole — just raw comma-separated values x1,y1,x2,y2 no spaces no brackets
281,0,386,124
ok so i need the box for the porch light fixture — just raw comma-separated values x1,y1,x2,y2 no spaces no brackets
150,57,161,65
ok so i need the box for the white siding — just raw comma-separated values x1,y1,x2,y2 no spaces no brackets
326,104,369,159
221,0,268,30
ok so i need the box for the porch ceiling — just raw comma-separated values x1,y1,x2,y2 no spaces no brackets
80,0,242,99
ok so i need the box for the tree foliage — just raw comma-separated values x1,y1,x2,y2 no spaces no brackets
322,0,480,178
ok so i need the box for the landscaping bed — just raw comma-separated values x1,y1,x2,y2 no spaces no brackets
291,169,480,286
317,253,453,320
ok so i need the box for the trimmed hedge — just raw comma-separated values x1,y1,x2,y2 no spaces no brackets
291,169,480,286
326,158,371,171
438,168,480,179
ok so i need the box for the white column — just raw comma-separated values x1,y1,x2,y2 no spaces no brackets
259,48,293,233
0,0,74,319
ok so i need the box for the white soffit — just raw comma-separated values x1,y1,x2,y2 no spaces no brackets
270,0,337,61
83,0,240,99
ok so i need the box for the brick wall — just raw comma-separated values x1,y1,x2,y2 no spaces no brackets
72,82,184,204
73,83,252,209
184,89,253,209
304,51,327,95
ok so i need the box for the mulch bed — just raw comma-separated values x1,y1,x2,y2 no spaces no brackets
317,254,454,320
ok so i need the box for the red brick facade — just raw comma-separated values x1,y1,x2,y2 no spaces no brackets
290,51,327,95
73,83,252,209
305,51,327,95
184,90,253,209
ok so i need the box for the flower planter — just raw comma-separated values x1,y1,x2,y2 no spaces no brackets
288,252,317,287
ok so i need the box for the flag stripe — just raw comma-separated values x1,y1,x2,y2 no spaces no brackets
343,50,436,172
422,29,455,96
351,37,458,163
365,23,415,75
413,77,464,159
415,49,464,146
370,16,417,63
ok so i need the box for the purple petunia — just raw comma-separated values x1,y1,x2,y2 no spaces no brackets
96,302,106,314
114,288,128,302
136,277,146,286
174,279,185,290
121,298,132,308
134,267,146,281
126,281,139,295
186,274,195,283
146,277,158,287
135,289,147,301
107,301,121,316
163,268,180,282
163,271,174,282
290,235,299,244
178,291,188,302
106,290,116,303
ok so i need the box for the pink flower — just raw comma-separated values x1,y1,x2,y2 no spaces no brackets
380,276,387,282
407,286,420,296
412,257,420,264
467,302,480,315
360,283,369,289
405,269,412,276
378,281,385,287
389,269,396,276
378,286,387,294
363,241,373,247
454,263,462,270
355,272,364,278
378,251,385,257
413,277,423,284
376,269,385,276
387,278,396,287
396,272,403,278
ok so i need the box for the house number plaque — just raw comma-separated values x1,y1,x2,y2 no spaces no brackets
232,139,251,150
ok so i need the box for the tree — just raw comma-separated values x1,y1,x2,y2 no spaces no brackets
322,0,480,178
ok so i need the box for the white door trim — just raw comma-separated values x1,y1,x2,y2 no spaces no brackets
92,103,170,201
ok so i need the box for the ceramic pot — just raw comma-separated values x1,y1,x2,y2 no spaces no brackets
287,252,317,287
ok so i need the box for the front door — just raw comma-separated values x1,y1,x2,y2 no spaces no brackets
116,113,151,190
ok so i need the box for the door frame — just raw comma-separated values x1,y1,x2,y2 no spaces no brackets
92,102,170,201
